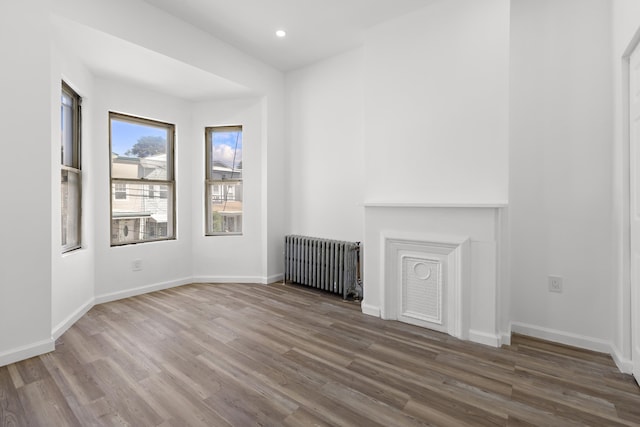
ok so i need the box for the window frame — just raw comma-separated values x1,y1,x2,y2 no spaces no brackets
109,112,176,246
61,81,82,253
205,125,243,236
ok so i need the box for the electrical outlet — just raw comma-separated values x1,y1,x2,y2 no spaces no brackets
548,275,562,293
132,259,142,272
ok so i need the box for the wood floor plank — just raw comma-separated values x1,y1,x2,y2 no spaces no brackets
1,282,639,426
0,365,29,427
18,378,82,427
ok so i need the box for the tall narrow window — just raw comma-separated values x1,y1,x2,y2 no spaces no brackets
61,82,81,252
205,126,243,235
110,113,175,245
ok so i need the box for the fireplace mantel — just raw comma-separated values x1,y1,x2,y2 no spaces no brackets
362,204,508,347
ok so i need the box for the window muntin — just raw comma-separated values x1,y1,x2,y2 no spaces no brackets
205,126,243,235
61,82,81,252
110,113,175,246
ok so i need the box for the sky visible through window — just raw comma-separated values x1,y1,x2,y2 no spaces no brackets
111,120,167,157
212,130,242,169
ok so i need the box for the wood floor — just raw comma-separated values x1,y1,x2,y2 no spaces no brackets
1,283,640,426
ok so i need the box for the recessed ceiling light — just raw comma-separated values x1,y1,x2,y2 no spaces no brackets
275,30,287,38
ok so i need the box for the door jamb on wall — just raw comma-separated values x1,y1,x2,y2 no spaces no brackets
624,26,640,380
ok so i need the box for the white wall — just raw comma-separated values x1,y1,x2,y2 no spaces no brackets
509,0,614,351
264,92,287,282
53,0,286,283
93,79,194,302
283,0,510,345
285,48,365,242
50,41,96,338
358,0,510,345
0,0,54,365
363,0,510,204
611,0,640,367
192,97,265,282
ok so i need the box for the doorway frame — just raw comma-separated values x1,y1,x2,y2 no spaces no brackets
624,26,640,380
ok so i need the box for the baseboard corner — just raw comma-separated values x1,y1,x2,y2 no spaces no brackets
610,344,633,374
52,297,95,340
361,303,381,317
468,329,501,348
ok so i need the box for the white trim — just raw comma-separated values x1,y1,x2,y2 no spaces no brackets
510,323,633,374
0,339,55,368
364,202,508,208
499,331,512,347
264,273,284,284
626,35,640,385
6,276,292,367
381,231,470,340
52,297,95,340
468,329,501,348
511,322,613,354
95,277,192,304
495,207,510,349
361,303,381,317
623,24,640,58
191,275,267,285
610,344,633,375
611,345,633,374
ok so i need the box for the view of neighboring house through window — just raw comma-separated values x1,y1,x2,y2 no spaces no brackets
110,112,175,245
205,126,243,235
61,81,81,252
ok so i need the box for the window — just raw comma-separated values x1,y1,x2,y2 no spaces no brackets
61,82,81,252
110,112,175,245
205,126,243,235
114,183,127,200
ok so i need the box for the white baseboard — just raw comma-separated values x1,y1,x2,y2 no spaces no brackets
499,331,512,347
0,338,55,368
192,274,284,285
95,277,193,304
361,303,381,317
510,322,613,354
191,275,266,284
468,329,501,348
52,297,95,340
510,322,634,374
5,276,290,367
264,273,284,284
610,345,633,374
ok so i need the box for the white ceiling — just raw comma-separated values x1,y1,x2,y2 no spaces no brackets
143,0,435,71
52,16,253,101
52,1,434,101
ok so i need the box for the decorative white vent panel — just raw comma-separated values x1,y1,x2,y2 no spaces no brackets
401,256,442,324
382,231,470,339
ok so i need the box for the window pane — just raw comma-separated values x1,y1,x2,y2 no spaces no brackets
114,183,127,200
111,182,173,244
61,170,80,249
61,82,81,252
61,92,74,167
209,128,242,179
111,118,170,180
109,113,175,246
206,125,243,236
207,180,242,234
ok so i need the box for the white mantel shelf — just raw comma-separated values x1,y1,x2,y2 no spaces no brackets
363,202,508,208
